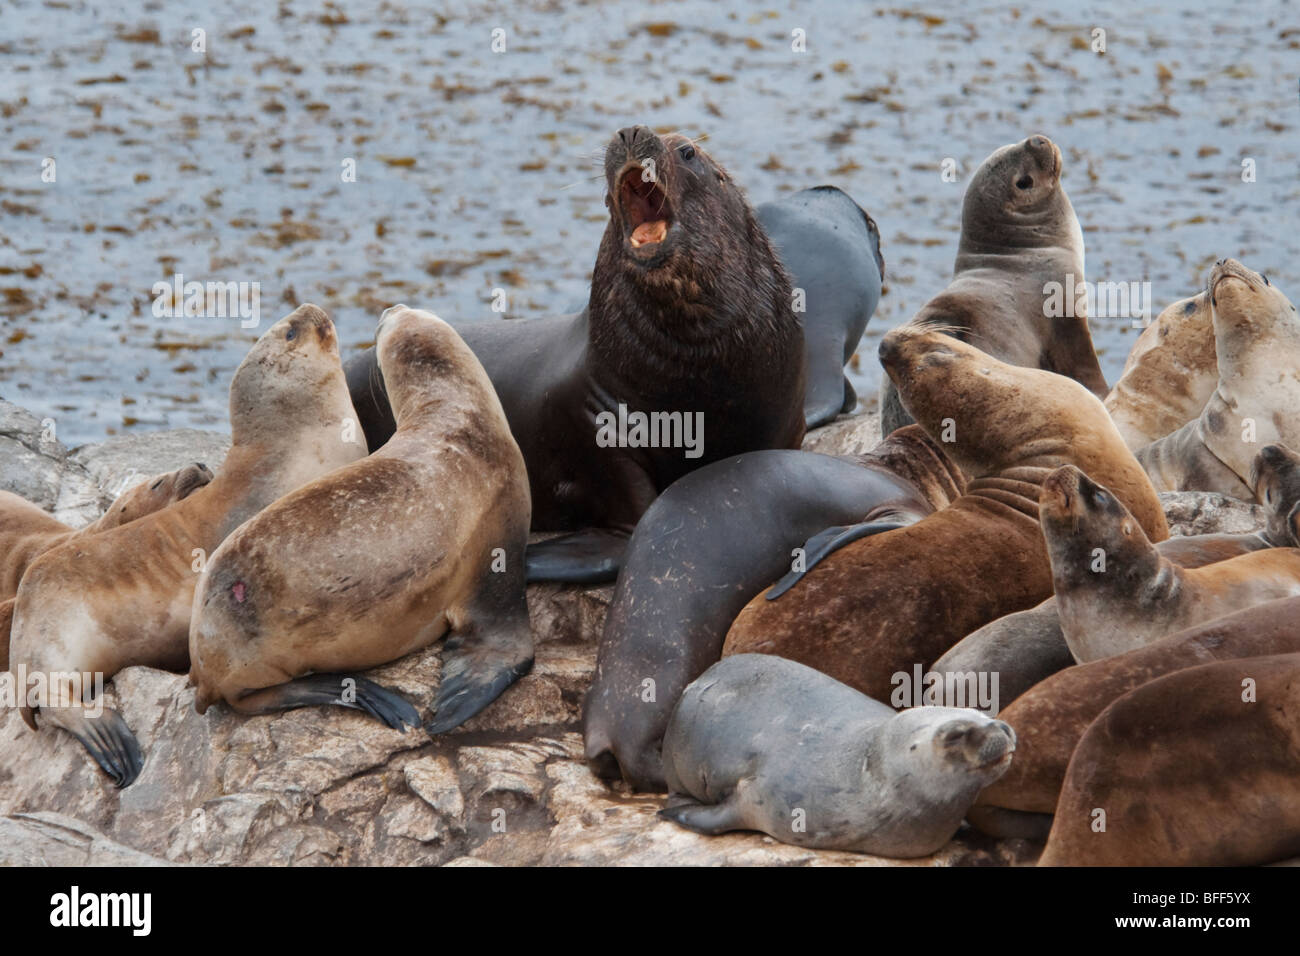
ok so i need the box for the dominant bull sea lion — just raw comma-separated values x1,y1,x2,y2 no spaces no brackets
347,127,886,584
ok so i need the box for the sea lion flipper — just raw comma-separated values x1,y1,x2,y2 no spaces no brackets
765,521,906,601
524,529,628,584
43,706,144,789
658,798,743,836
230,674,421,732
427,619,534,735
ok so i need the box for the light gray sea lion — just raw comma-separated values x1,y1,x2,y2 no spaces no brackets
659,654,1016,857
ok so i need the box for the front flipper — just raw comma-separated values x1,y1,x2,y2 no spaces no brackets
427,615,534,735
232,673,421,732
765,520,906,601
525,528,629,584
658,797,745,836
37,705,145,789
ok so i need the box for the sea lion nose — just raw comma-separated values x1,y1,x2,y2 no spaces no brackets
617,125,653,149
1028,134,1048,149
878,335,900,368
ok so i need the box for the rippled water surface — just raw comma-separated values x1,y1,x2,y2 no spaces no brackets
2,0,1297,444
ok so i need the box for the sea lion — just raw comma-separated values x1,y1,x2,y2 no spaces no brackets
1042,464,1300,663
190,306,532,736
722,327,1167,703
756,185,884,427
9,305,366,787
1103,291,1216,450
346,126,807,584
583,424,965,791
970,595,1300,841
934,442,1300,709
659,654,1016,857
1038,651,1300,866
0,463,213,602
880,134,1106,435
1138,259,1300,496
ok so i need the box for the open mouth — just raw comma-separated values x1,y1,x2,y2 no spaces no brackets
618,168,673,251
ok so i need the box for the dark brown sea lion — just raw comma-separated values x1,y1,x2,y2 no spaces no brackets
347,127,813,584
9,306,366,787
880,134,1106,435
723,326,1167,703
583,424,965,791
1038,651,1300,866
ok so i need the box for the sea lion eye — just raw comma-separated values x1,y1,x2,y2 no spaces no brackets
1262,273,1270,286
1015,175,1033,190
1094,490,1109,506
679,143,696,161
286,327,297,341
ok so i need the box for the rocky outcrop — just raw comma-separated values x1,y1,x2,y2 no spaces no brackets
0,407,1265,866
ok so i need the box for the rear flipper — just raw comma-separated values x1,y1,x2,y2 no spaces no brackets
36,705,145,789
231,673,420,732
427,613,534,735
525,528,628,584
765,520,906,600
658,797,746,836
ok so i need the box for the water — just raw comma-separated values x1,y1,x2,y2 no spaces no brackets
1,0,1296,445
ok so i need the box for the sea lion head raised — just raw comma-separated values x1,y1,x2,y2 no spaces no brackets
1209,258,1300,358
961,134,1074,247
228,304,349,446
1039,465,1161,595
373,304,484,424
595,126,789,320
1251,443,1300,547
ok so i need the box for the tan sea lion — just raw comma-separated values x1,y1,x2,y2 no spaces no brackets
934,441,1300,711
190,306,533,736
1042,464,1300,663
1103,291,1216,450
880,134,1107,435
971,595,1300,841
9,305,366,787
1138,259,1300,496
1038,651,1300,866
722,327,1167,703
0,464,213,602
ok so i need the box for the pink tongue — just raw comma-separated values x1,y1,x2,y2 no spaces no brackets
632,220,668,245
